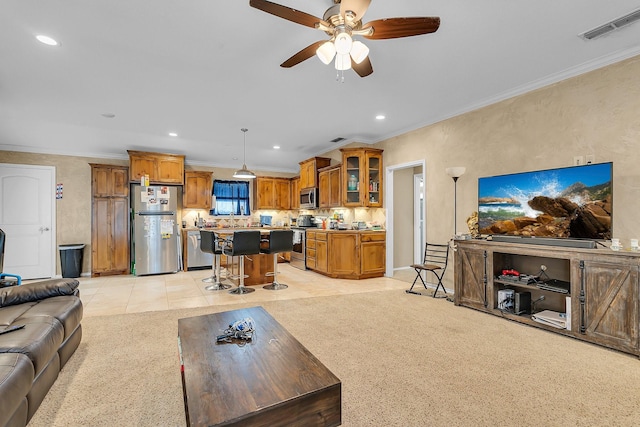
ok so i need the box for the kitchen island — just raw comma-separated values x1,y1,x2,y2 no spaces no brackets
184,227,286,286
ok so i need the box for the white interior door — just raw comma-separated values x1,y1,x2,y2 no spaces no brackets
0,164,56,279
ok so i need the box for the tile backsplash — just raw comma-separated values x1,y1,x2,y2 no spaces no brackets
182,208,386,228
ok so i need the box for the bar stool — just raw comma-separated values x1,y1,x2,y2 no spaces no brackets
200,230,231,291
262,230,293,290
222,230,261,295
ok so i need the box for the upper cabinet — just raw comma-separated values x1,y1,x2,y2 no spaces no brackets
299,157,331,189
340,148,383,208
290,176,300,210
91,164,129,198
318,164,342,208
254,177,291,210
128,150,185,185
183,171,213,210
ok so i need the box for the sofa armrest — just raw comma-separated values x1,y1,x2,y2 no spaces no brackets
0,279,79,308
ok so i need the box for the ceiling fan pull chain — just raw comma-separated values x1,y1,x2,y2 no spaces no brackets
336,69,345,83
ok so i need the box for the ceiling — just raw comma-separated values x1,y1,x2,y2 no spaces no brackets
2,1,640,173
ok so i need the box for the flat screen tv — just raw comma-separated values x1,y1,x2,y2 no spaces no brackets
478,162,612,240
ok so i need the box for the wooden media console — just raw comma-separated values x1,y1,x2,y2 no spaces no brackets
454,239,640,356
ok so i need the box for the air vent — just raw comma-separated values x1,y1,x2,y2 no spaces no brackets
330,137,346,143
580,8,640,40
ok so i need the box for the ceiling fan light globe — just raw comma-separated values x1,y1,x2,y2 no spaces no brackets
350,41,369,64
335,53,352,71
334,32,353,55
316,41,336,65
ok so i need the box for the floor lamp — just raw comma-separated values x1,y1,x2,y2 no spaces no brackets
446,167,466,236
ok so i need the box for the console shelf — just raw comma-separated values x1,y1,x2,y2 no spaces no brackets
454,239,640,356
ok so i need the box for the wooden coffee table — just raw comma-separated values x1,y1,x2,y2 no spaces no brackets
177,306,341,426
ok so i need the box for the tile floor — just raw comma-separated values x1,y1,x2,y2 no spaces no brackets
77,264,415,317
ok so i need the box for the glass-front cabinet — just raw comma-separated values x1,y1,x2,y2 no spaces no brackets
340,147,383,207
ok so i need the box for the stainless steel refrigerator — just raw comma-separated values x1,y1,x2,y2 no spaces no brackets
131,184,180,275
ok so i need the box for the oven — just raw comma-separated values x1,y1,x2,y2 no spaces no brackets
290,228,306,270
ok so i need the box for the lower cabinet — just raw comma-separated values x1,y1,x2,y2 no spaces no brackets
329,233,359,278
307,231,386,279
360,233,386,278
582,259,638,353
454,239,640,356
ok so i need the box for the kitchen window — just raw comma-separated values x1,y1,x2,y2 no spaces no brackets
210,180,251,216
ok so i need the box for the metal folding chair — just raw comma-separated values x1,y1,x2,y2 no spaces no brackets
406,242,449,298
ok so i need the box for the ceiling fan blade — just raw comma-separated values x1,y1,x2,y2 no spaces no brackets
280,41,326,68
340,0,371,22
250,0,326,29
352,56,373,77
362,17,440,40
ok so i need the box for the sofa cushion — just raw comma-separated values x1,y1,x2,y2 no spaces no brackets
0,353,34,427
0,279,79,308
0,317,64,376
18,296,83,340
0,302,36,328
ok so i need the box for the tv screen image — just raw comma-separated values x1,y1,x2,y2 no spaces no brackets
478,162,612,240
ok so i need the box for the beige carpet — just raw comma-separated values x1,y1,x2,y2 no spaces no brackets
30,290,640,426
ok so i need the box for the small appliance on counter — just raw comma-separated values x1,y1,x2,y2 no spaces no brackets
297,214,315,228
259,215,272,226
351,221,367,230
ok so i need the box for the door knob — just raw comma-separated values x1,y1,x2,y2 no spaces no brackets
39,226,50,233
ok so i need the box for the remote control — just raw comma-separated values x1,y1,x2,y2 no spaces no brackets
0,324,25,335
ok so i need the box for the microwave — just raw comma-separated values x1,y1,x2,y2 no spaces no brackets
300,188,318,209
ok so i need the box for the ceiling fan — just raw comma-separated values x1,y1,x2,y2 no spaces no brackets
249,0,441,77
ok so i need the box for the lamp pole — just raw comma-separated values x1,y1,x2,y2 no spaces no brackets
453,176,459,235
446,167,466,237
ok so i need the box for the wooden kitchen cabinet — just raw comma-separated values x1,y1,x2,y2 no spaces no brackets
315,232,328,273
254,177,291,210
340,148,383,207
92,165,128,198
318,164,342,208
307,230,386,279
306,230,317,269
128,150,185,185
90,164,130,277
299,157,331,189
360,233,386,277
274,178,291,210
290,176,300,210
328,233,359,278
183,171,213,209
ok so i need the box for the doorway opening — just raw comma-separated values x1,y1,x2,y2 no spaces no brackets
385,160,426,280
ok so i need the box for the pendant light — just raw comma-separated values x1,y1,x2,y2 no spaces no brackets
233,128,256,179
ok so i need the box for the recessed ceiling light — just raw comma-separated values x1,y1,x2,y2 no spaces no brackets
36,35,59,46
273,145,280,149
101,113,116,119
168,132,178,137
375,114,386,120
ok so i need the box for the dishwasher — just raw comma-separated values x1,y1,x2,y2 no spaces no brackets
186,230,214,270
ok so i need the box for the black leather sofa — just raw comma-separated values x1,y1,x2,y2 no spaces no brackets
0,278,82,427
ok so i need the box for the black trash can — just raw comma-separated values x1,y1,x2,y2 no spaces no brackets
59,244,85,278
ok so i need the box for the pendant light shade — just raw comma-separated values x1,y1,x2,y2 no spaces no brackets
233,128,256,179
